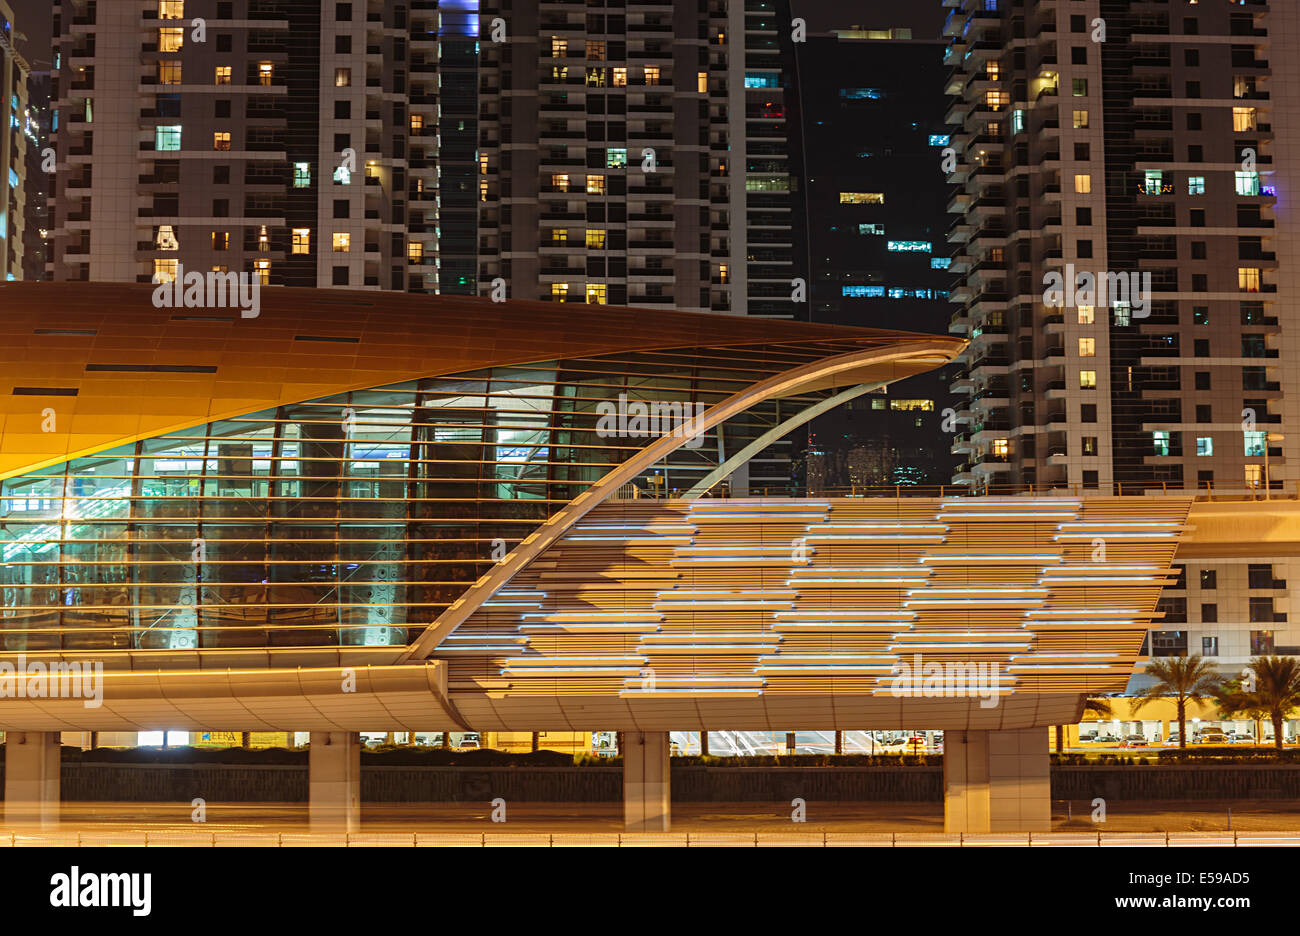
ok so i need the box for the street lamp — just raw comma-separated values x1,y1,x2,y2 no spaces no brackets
1265,432,1285,500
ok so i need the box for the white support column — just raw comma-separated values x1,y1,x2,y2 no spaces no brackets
944,727,1049,833
5,731,61,829
309,731,360,833
623,730,670,832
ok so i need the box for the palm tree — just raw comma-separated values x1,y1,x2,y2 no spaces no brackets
1216,656,1300,753
1130,655,1222,750
1056,696,1113,753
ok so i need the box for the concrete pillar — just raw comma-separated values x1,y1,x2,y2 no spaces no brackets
5,731,61,829
944,727,1049,833
623,731,670,832
309,731,360,833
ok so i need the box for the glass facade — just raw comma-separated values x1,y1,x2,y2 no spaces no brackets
0,344,846,654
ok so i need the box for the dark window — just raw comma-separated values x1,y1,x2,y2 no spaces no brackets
333,266,350,285
335,100,351,119
1076,207,1092,225
1184,48,1199,66
1187,112,1202,131
1190,241,1206,259
1080,403,1097,423
333,199,349,219
217,2,232,17
216,34,232,52
212,199,229,217
1190,209,1206,227
1082,470,1099,489
215,99,231,118
336,35,352,54
334,133,350,152
1195,372,1210,390
1196,404,1212,423
1071,47,1088,65
1074,143,1090,160
336,2,353,20
1200,569,1216,589
213,165,230,184
1194,338,1209,357
1249,597,1274,623
1248,564,1274,588
1201,604,1217,623
1077,240,1092,259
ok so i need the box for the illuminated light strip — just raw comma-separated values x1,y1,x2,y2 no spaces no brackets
481,601,545,608
652,601,794,609
804,534,946,541
654,590,798,598
886,643,1031,650
1008,653,1119,660
639,645,780,654
774,622,910,630
1025,608,1140,617
1037,576,1162,583
937,512,1078,519
755,655,894,663
777,610,917,619
904,599,1045,607
1024,620,1139,627
672,558,813,565
685,513,830,520
892,631,1035,639
499,591,547,598
506,667,646,676
905,587,1049,596
566,536,694,543
756,665,895,673
803,524,948,531
1053,533,1179,540
505,656,647,665
518,624,663,633
941,499,1081,506
678,546,815,553
920,555,1060,563
1006,663,1119,671
789,566,931,574
619,688,765,696
571,524,695,531
789,578,928,586
522,612,663,621
1057,522,1184,528
443,634,530,642
640,634,779,643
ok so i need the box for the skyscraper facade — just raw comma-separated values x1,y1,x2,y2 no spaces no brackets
0,0,29,280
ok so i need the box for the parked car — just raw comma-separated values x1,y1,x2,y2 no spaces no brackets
1164,733,1181,745
1196,731,1229,745
456,733,481,750
1119,735,1149,748
1092,734,1121,745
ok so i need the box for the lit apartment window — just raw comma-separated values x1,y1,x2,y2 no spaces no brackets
1011,109,1025,134
551,66,568,82
586,40,606,59
552,173,570,192
1082,437,1099,456
1238,268,1262,292
156,225,179,250
551,282,570,302
258,63,274,86
1077,305,1095,324
718,263,729,283
1245,464,1263,487
991,439,1009,457
480,153,489,174
158,1,185,18
1232,107,1257,132
213,131,232,151
211,265,229,274
987,61,1000,81
698,71,708,93
408,242,424,262
1078,337,1095,357
294,162,311,188
1072,78,1088,97
334,165,351,185
211,231,229,251
551,37,566,58
410,114,424,131
985,90,1008,109
1072,109,1089,129
1188,176,1205,195
1197,437,1214,457
292,228,310,254
606,148,627,169
215,66,232,85
1235,171,1261,196
155,125,182,151
335,68,351,87
480,179,489,201
258,226,270,251
159,27,184,52
1074,174,1091,194
154,259,179,283
586,283,607,305
333,232,351,252
585,67,605,87
552,228,568,244
839,192,885,204
1244,431,1267,457
1079,370,1097,389
253,260,271,285
585,229,606,249
586,174,606,195
644,66,660,86
158,62,182,85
